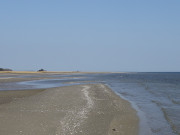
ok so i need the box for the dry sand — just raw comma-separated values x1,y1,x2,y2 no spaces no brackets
0,84,139,135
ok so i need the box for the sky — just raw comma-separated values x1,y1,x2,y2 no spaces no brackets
0,0,180,72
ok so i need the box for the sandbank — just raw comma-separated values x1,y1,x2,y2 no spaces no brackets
0,84,139,135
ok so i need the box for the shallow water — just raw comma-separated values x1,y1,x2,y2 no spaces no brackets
105,73,180,135
0,72,180,135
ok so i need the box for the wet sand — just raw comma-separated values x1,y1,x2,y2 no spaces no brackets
0,84,139,135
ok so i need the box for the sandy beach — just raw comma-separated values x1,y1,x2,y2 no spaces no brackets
0,83,139,135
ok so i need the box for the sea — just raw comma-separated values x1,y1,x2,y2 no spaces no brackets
0,72,180,135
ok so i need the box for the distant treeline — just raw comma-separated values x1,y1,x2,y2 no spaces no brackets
37,69,46,72
0,68,47,72
0,68,12,71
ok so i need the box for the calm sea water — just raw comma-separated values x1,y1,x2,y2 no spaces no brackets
0,72,180,135
104,73,180,135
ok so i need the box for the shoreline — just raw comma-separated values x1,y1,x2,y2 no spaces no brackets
0,84,139,135
0,71,123,74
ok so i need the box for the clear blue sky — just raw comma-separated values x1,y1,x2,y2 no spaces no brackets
0,0,180,72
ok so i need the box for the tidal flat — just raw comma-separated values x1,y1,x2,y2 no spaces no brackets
0,73,138,135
